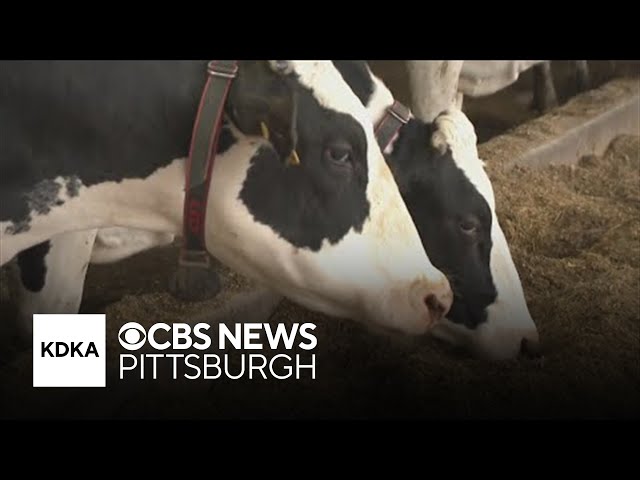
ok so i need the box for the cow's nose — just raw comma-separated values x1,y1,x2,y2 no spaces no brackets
423,283,453,325
520,336,542,358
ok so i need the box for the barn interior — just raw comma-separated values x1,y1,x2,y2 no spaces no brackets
1,60,638,419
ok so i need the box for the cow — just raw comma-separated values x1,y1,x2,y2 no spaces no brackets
331,61,540,360
0,60,453,338
406,60,591,123
7,60,540,359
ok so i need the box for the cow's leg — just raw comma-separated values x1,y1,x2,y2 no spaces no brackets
574,60,590,93
406,61,465,123
532,62,559,112
9,229,97,335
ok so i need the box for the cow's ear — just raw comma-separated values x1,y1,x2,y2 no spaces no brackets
226,61,299,165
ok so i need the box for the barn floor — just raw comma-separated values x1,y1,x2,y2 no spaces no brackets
1,63,639,419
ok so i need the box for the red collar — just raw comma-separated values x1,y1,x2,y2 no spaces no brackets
170,60,237,302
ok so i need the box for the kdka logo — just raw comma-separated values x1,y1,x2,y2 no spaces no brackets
33,314,106,387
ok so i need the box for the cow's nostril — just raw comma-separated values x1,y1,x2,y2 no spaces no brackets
425,294,447,323
520,337,542,358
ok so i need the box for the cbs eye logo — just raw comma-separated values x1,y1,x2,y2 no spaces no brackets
118,322,147,351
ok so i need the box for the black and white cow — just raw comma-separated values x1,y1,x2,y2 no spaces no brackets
406,60,591,122
1,60,453,336
9,60,540,359
331,61,540,359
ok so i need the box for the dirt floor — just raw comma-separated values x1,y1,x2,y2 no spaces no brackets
0,63,638,419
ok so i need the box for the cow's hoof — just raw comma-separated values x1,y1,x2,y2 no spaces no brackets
168,265,222,302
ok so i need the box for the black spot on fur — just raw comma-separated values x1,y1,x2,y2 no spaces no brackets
17,241,51,292
26,179,61,215
3,179,65,235
240,83,370,251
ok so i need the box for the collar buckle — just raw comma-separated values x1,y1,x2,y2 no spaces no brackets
387,101,411,124
207,61,239,79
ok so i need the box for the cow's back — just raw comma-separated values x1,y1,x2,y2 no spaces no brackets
0,61,206,224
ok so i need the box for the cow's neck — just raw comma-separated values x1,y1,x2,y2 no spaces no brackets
41,124,244,237
0,160,185,265
83,158,187,233
2,124,253,266
10,159,185,253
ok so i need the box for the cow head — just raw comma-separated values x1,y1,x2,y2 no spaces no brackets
332,61,539,359
206,61,453,335
392,110,539,359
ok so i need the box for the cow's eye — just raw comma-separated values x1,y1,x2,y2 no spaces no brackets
324,143,352,167
459,217,479,236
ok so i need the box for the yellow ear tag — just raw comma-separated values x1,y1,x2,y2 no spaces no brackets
260,122,270,141
287,150,301,166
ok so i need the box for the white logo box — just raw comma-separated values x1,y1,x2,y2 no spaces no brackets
33,314,106,388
